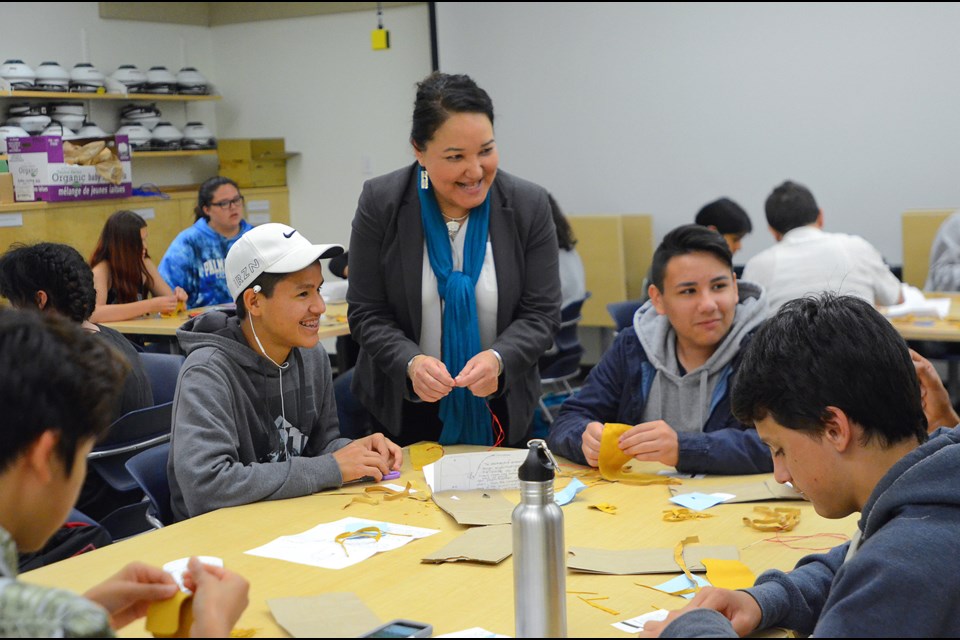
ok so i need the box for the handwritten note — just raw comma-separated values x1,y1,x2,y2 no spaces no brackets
423,450,528,492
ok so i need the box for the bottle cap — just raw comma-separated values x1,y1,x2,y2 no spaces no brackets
518,439,558,482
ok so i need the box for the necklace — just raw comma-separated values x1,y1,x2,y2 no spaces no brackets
443,211,469,240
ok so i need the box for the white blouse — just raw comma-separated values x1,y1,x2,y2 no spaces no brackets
420,217,499,362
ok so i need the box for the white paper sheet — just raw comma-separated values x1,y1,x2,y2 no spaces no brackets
423,450,528,492
884,284,951,319
245,517,439,570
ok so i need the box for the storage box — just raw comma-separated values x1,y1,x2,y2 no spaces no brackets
6,135,132,202
0,173,13,204
217,138,292,188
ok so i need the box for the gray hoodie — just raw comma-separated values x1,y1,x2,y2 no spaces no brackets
636,280,766,434
168,310,351,521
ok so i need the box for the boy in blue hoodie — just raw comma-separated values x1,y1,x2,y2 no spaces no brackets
643,294,960,638
547,224,771,475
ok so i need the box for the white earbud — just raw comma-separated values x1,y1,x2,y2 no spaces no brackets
253,284,262,293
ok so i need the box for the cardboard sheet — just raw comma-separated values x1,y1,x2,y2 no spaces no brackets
671,479,803,503
422,524,513,564
567,544,739,575
268,592,381,638
432,490,515,525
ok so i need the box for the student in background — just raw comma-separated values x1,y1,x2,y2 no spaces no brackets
168,223,402,521
549,194,586,309
742,180,902,315
159,176,253,308
924,210,960,291
547,224,772,475
641,294,960,638
89,210,187,323
0,308,249,637
0,242,153,520
639,197,752,305
347,71,560,447
694,197,753,257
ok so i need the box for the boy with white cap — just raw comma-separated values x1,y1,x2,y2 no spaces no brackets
168,223,402,521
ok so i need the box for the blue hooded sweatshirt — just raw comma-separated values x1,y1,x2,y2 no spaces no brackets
547,280,771,475
660,426,960,637
159,218,253,308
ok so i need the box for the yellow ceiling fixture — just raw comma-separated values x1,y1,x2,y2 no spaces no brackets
372,3,390,50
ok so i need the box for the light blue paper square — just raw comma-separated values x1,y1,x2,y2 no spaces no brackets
669,491,727,511
555,478,587,506
654,573,711,599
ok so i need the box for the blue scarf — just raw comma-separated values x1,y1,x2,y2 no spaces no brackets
417,166,493,445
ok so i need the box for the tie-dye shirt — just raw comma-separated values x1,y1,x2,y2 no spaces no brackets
159,218,253,308
0,527,112,637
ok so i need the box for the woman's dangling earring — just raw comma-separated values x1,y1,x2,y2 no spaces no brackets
420,167,429,190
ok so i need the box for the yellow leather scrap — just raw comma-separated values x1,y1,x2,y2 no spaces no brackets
702,559,756,590
598,423,681,485
674,536,702,595
589,503,618,514
229,629,257,638
577,595,619,616
410,442,444,470
366,482,415,501
146,589,192,637
599,423,635,479
743,506,801,532
335,526,383,556
343,494,379,509
663,508,714,522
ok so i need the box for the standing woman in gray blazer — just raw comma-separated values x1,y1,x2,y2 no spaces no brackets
347,72,561,448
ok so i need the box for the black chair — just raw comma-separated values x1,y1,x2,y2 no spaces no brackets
125,442,174,529
538,294,590,423
606,298,644,332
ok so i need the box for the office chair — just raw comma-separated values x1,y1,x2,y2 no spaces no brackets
537,294,590,424
125,442,174,529
138,352,185,404
606,298,644,333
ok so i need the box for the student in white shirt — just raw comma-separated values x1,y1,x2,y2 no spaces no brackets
741,180,902,315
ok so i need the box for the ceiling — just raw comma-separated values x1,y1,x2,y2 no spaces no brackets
99,2,424,27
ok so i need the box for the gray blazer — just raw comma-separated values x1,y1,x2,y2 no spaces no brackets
347,163,561,443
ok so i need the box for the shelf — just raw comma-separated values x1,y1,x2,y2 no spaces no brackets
0,90,220,102
1,150,219,161
132,150,218,158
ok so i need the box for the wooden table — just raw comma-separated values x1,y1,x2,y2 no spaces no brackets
101,302,351,345
21,446,857,638
886,293,960,342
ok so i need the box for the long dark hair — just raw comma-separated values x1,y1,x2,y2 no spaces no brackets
90,210,153,304
548,194,577,251
0,242,97,322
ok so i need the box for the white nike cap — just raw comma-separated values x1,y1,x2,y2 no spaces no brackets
225,223,344,302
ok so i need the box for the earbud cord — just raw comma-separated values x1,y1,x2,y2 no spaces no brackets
248,313,289,424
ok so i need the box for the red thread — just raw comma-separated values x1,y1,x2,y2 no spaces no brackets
761,532,850,551
486,401,506,448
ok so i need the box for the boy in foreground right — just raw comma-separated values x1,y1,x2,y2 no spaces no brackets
642,294,960,637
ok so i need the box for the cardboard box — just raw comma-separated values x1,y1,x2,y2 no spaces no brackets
218,138,291,188
0,173,13,204
6,135,132,202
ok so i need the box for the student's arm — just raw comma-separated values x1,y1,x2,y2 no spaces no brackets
852,236,902,306
159,238,200,308
676,425,773,475
547,332,632,465
89,261,174,323
743,541,849,636
171,361,346,518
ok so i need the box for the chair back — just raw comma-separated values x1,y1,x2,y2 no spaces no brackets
138,352,185,405
88,402,172,493
539,294,589,376
125,442,174,528
606,298,644,332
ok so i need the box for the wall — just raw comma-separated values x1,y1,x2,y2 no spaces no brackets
209,3,432,248
1,2,219,186
436,2,960,267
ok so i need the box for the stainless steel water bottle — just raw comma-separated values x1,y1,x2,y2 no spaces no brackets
513,439,567,638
